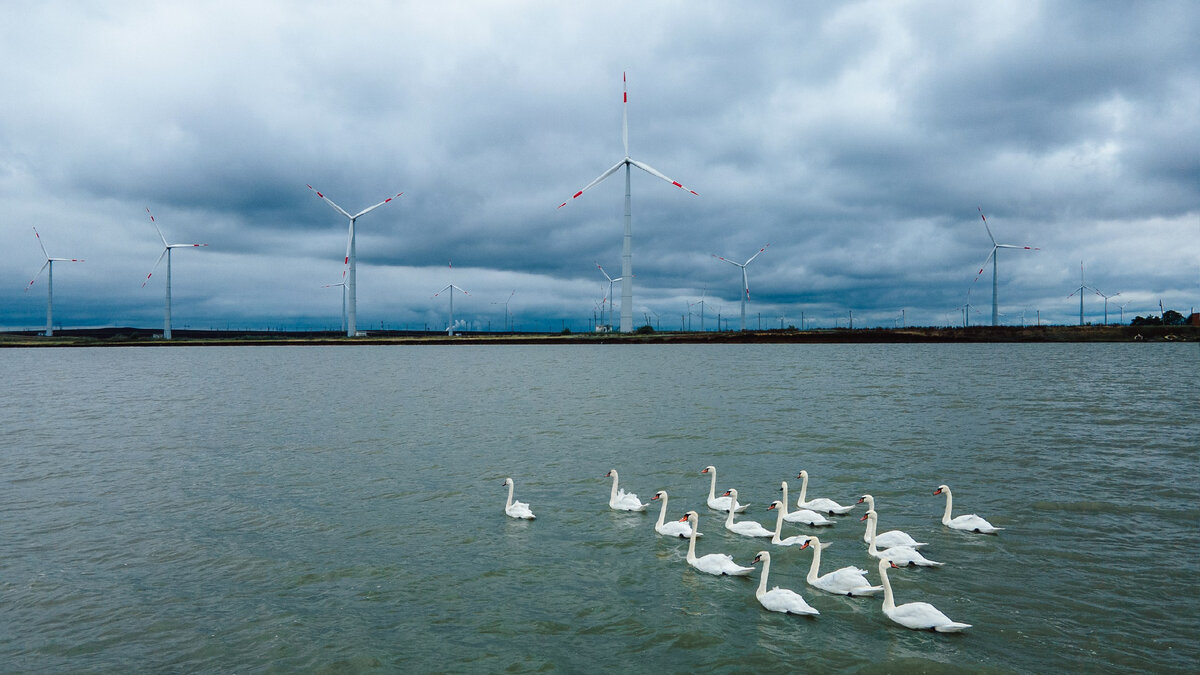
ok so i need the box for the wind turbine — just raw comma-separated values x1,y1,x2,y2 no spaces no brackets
973,208,1039,326
306,185,402,337
1095,289,1121,325
693,287,709,332
433,262,469,336
1067,261,1098,326
1117,300,1131,324
142,208,207,340
322,280,348,334
491,289,515,332
594,262,626,331
558,72,699,333
712,244,770,331
25,227,83,337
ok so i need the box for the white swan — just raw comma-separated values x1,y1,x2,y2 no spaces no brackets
767,501,830,547
857,495,927,549
502,477,535,520
722,489,773,537
680,511,754,576
863,511,943,567
605,469,647,511
935,484,1002,534
778,481,835,526
750,550,820,616
652,490,698,538
877,558,971,632
795,470,853,514
701,465,749,512
801,535,882,597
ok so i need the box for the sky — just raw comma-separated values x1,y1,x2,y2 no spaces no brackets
2,0,1198,333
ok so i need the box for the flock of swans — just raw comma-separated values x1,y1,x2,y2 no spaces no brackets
502,465,1002,633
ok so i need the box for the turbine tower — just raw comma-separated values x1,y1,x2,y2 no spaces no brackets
558,72,699,333
25,227,83,337
142,208,207,340
1067,260,1098,326
307,185,402,337
712,244,770,331
973,208,1039,326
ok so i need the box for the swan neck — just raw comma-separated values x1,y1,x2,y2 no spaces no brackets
725,498,737,526
779,483,790,514
866,515,879,554
798,473,809,503
879,560,896,611
941,489,953,524
756,556,770,597
506,481,515,509
655,496,667,528
609,473,619,504
686,519,698,562
806,539,821,582
773,505,785,537
707,470,717,500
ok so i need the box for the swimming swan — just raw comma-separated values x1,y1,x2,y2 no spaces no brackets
767,501,830,547
750,550,820,616
605,469,648,511
857,495,927,549
721,489,773,537
800,536,882,596
863,511,943,567
502,477,535,520
778,481,835,526
701,465,749,512
935,484,1002,534
795,470,853,514
652,490,698,538
877,558,971,632
680,511,754,576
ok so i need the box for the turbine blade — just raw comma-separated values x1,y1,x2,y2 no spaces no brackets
26,260,49,290
970,248,997,286
344,219,355,267
997,243,1039,250
558,160,626,208
595,262,613,282
742,267,751,299
353,192,403,218
622,72,629,158
146,208,169,246
32,227,49,259
434,284,452,297
306,184,353,219
744,243,770,265
628,159,699,195
978,207,997,245
142,248,168,288
712,253,744,268
169,243,208,248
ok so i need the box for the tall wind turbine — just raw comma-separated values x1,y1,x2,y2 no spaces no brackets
307,185,402,337
558,73,699,333
322,280,348,334
712,244,770,331
594,262,626,330
434,262,469,336
973,208,1039,326
142,208,207,340
25,227,83,337
1067,260,1098,326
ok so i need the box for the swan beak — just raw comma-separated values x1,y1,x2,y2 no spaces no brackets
860,513,869,521
889,561,900,569
856,497,865,503
678,515,689,522
767,503,776,511
933,488,943,495
722,490,732,497
799,540,811,550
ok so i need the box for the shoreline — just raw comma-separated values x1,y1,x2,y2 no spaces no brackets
2,325,1195,347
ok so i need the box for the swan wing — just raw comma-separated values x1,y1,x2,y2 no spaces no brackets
801,497,853,514
760,588,820,615
875,530,928,549
950,514,1001,533
506,502,535,519
611,489,647,511
784,509,834,526
888,601,968,631
709,495,749,512
693,553,754,576
816,567,883,595
656,520,697,538
729,521,774,537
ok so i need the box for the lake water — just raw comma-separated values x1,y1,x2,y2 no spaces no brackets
1,343,1197,672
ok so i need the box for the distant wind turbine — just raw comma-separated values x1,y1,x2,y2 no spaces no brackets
1117,300,1131,324
322,280,348,334
307,185,402,337
141,208,207,340
434,262,469,336
594,262,627,331
1066,261,1098,326
558,72,699,333
1095,289,1121,325
712,244,770,331
693,287,709,332
25,227,83,337
491,289,515,332
972,208,1039,326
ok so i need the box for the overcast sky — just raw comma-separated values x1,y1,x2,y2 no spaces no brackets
2,1,1197,332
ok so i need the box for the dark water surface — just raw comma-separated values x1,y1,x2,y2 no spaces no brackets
1,343,1197,672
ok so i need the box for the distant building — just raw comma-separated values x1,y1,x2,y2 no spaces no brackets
1188,313,1199,327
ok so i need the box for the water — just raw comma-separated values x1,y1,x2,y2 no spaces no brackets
1,343,1197,672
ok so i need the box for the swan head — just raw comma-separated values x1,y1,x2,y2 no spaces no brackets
723,488,738,500
502,477,514,487
679,510,699,523
701,465,714,475
797,470,809,479
768,500,782,511
857,494,872,504
605,469,618,479
751,550,770,565
652,490,666,501
860,510,877,522
800,536,817,550
934,484,949,495
779,481,788,492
